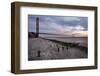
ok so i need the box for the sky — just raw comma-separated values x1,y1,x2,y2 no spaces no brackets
28,15,88,37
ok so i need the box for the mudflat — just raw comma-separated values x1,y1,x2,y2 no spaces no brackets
28,37,88,61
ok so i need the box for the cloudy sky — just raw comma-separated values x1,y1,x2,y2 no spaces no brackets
28,15,88,37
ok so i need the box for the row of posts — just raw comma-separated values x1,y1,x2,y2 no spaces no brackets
37,43,70,57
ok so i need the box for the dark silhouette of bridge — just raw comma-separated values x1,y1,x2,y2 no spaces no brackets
29,17,83,38
29,17,72,38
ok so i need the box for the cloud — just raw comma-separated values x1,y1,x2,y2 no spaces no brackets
28,15,88,37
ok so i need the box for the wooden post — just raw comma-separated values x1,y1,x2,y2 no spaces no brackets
37,50,41,57
36,17,39,37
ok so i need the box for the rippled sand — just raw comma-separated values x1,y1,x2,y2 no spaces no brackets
28,38,88,61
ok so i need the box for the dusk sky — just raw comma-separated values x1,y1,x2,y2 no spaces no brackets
28,15,88,37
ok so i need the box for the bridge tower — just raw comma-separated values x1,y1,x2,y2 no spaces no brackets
36,17,39,38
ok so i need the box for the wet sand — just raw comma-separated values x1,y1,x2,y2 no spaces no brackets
28,37,88,61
